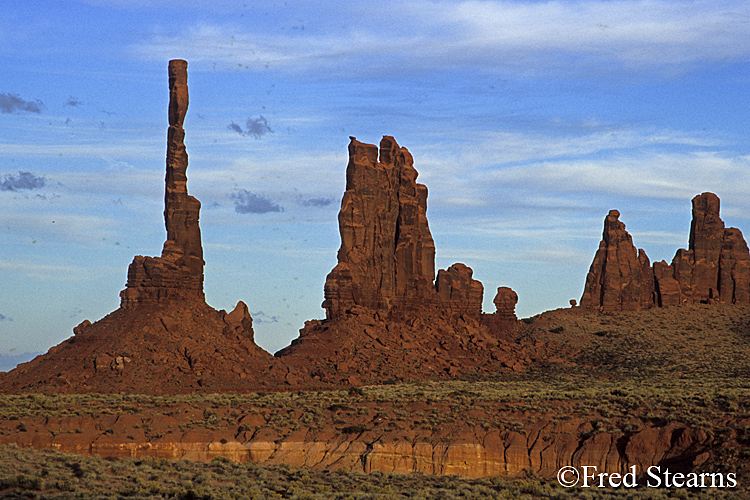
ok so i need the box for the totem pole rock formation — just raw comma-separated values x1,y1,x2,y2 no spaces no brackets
0,60,283,395
120,59,205,308
322,136,484,320
580,193,750,311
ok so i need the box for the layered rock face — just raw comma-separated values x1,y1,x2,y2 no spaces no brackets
492,287,519,321
322,136,483,320
435,264,484,319
581,193,750,310
120,59,205,308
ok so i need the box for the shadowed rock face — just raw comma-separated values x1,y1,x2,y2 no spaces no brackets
581,193,750,310
120,59,205,308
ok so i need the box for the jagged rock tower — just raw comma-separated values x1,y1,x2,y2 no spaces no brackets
120,59,205,307
322,136,483,320
579,210,653,311
580,193,750,311
0,60,284,395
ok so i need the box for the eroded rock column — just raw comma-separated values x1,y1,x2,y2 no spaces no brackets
120,59,205,307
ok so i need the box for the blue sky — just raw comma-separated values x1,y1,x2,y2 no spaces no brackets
1,0,749,367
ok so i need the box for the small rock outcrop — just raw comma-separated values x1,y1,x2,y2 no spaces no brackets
435,263,484,320
120,59,205,308
581,193,750,310
492,287,519,321
482,286,520,337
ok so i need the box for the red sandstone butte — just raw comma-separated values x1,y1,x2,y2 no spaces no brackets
322,136,485,321
277,136,521,384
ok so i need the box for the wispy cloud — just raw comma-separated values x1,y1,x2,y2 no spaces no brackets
227,116,273,138
252,310,278,324
302,197,334,207
1,172,45,191
133,1,750,76
0,93,44,114
231,189,283,214
0,260,86,280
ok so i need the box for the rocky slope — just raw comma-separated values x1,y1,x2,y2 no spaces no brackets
1,366,748,481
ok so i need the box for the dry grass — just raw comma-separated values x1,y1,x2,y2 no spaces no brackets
0,445,743,499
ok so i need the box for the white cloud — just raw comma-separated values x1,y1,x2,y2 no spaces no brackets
0,142,160,160
0,260,90,280
133,0,750,76
414,126,748,219
494,151,750,202
435,0,750,67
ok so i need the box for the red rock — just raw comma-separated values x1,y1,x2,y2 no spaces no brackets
653,260,681,306
688,192,724,302
278,136,525,382
719,227,750,304
669,193,750,305
435,263,484,319
323,136,437,319
0,60,283,395
120,59,204,308
580,210,654,311
492,287,518,321
581,193,750,310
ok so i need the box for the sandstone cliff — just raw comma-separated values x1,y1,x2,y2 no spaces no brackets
0,380,741,481
581,193,750,310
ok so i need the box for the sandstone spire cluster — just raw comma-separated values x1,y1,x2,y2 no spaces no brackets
120,60,205,307
580,193,750,311
322,136,485,320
